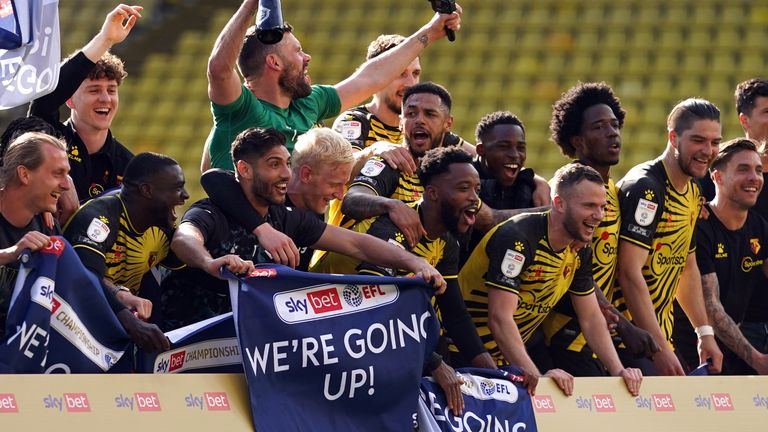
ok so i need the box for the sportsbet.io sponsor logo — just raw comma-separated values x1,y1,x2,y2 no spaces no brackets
275,283,399,324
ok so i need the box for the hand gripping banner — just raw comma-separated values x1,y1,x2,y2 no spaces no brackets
0,236,130,373
228,265,440,432
418,366,538,432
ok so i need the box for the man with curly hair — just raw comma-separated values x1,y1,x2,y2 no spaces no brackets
544,82,659,376
29,5,142,201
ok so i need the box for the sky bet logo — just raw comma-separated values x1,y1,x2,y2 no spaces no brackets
635,394,675,412
695,393,734,411
185,392,231,411
114,393,162,412
576,394,616,412
43,393,90,412
275,283,398,323
0,394,18,413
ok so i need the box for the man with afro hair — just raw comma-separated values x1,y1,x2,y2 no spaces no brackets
545,82,659,376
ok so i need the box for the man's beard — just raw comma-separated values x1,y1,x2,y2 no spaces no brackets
439,200,462,236
279,63,312,99
251,177,286,206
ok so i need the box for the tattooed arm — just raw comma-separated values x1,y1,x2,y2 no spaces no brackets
701,272,768,374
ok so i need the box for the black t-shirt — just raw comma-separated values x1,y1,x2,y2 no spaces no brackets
28,51,134,201
0,214,57,335
700,173,768,322
160,199,326,330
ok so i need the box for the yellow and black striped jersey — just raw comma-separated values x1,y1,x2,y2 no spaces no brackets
615,158,700,341
63,193,183,294
332,106,403,151
544,178,621,352
327,156,423,230
459,212,594,365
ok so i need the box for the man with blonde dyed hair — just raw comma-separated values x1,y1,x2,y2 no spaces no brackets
0,132,70,335
200,128,356,270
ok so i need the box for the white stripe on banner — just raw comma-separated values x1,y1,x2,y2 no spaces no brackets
49,293,124,371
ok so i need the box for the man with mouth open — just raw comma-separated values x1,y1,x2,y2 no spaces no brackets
202,0,462,171
544,82,659,376
0,133,70,337
163,128,445,331
460,164,643,397
615,98,723,375
29,5,142,201
199,127,356,271
317,146,495,415
63,153,187,351
675,139,768,375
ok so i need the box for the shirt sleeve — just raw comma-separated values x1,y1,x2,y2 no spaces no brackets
349,158,399,197
63,205,118,278
694,215,716,276
281,207,327,248
618,177,664,249
182,201,229,247
483,224,530,294
332,109,369,151
307,85,342,122
435,278,487,359
568,247,596,296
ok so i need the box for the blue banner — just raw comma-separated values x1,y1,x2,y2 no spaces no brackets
228,265,440,432
0,236,130,373
0,0,60,109
139,312,242,374
419,367,538,432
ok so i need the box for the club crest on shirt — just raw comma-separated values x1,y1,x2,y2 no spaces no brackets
339,121,362,139
634,198,657,227
87,217,110,242
751,238,761,255
501,249,525,278
361,159,386,177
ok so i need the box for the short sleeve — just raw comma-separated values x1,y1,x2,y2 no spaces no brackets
333,110,368,151
349,157,399,197
64,204,118,278
182,200,229,247
568,247,596,296
483,225,531,294
619,177,664,249
280,207,327,248
355,216,405,277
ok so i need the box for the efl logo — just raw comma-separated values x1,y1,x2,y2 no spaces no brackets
652,394,675,412
307,287,342,314
711,393,734,411
169,351,186,372
135,393,161,412
249,268,277,278
592,394,616,412
64,393,90,412
204,392,230,411
0,394,18,413
532,395,556,413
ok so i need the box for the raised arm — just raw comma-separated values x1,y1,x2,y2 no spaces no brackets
29,4,142,117
207,0,256,105
334,8,462,111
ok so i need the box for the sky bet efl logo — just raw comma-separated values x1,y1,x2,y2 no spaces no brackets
275,283,399,323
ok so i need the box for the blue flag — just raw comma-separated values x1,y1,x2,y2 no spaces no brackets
138,312,242,374
0,236,130,373
228,265,440,432
418,367,538,432
0,0,60,109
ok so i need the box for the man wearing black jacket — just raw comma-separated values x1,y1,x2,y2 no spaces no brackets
29,5,141,201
